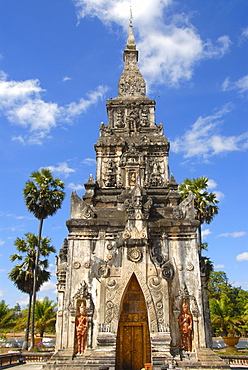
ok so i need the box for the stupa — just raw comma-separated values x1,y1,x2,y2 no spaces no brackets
44,22,230,370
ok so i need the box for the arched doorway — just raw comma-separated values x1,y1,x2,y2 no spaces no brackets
115,274,151,370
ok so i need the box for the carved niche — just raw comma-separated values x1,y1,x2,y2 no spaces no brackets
69,281,94,349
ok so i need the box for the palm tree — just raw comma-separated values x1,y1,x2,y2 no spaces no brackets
35,297,57,338
0,300,14,332
210,293,242,336
23,168,65,349
8,233,55,350
179,177,219,347
179,177,219,254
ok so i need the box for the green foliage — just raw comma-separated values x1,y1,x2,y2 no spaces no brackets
208,271,248,336
208,271,232,299
210,293,242,336
8,233,55,295
0,301,14,332
179,177,219,258
13,297,57,337
179,177,219,226
23,169,65,348
35,297,57,338
23,168,65,221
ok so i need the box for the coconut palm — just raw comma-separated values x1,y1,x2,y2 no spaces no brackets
23,168,65,349
35,297,57,338
179,177,219,253
8,233,55,350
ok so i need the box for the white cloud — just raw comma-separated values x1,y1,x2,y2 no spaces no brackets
0,70,108,144
68,183,85,191
202,36,231,59
213,190,225,201
82,158,96,166
64,86,108,120
0,239,5,247
217,231,247,238
202,228,211,238
17,295,29,307
233,281,248,288
171,104,248,159
43,162,75,177
238,27,248,45
74,0,231,87
0,290,3,297
207,179,217,189
39,281,57,292
214,264,225,269
236,252,248,261
62,76,72,82
222,75,248,94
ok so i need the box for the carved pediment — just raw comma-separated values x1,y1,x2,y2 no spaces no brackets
70,191,96,219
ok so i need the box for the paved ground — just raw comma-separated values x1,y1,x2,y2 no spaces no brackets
2,363,44,369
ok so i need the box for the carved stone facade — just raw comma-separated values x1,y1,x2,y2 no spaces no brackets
44,24,229,370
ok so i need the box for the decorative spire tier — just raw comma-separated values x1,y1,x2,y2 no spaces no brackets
94,24,170,190
118,24,146,97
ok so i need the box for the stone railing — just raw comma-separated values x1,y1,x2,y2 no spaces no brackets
0,351,53,367
220,354,248,367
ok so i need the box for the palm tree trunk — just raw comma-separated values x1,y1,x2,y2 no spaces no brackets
22,292,32,350
30,218,43,350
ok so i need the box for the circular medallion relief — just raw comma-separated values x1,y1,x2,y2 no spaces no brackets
106,243,113,250
73,261,81,269
187,263,194,271
127,247,142,262
107,278,117,289
98,265,110,278
107,253,113,260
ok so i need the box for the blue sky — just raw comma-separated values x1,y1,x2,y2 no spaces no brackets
0,0,247,308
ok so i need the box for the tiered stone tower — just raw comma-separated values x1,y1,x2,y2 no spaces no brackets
45,24,230,370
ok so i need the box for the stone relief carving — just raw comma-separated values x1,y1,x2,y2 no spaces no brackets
173,284,199,318
102,159,116,187
73,262,81,269
70,281,94,314
179,191,195,219
118,62,146,97
127,247,143,262
70,191,96,219
56,238,68,291
100,122,112,137
98,264,110,278
149,161,164,187
75,302,88,354
161,260,175,282
126,107,140,131
140,106,150,127
70,281,94,350
115,109,125,128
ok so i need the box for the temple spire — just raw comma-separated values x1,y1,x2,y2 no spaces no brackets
117,12,146,97
126,7,136,50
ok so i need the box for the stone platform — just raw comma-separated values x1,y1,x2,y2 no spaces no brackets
42,348,230,370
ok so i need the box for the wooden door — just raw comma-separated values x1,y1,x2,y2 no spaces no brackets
116,274,151,370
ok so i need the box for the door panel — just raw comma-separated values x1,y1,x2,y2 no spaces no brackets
115,274,151,370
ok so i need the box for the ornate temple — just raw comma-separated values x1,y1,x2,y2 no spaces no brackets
44,24,230,370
